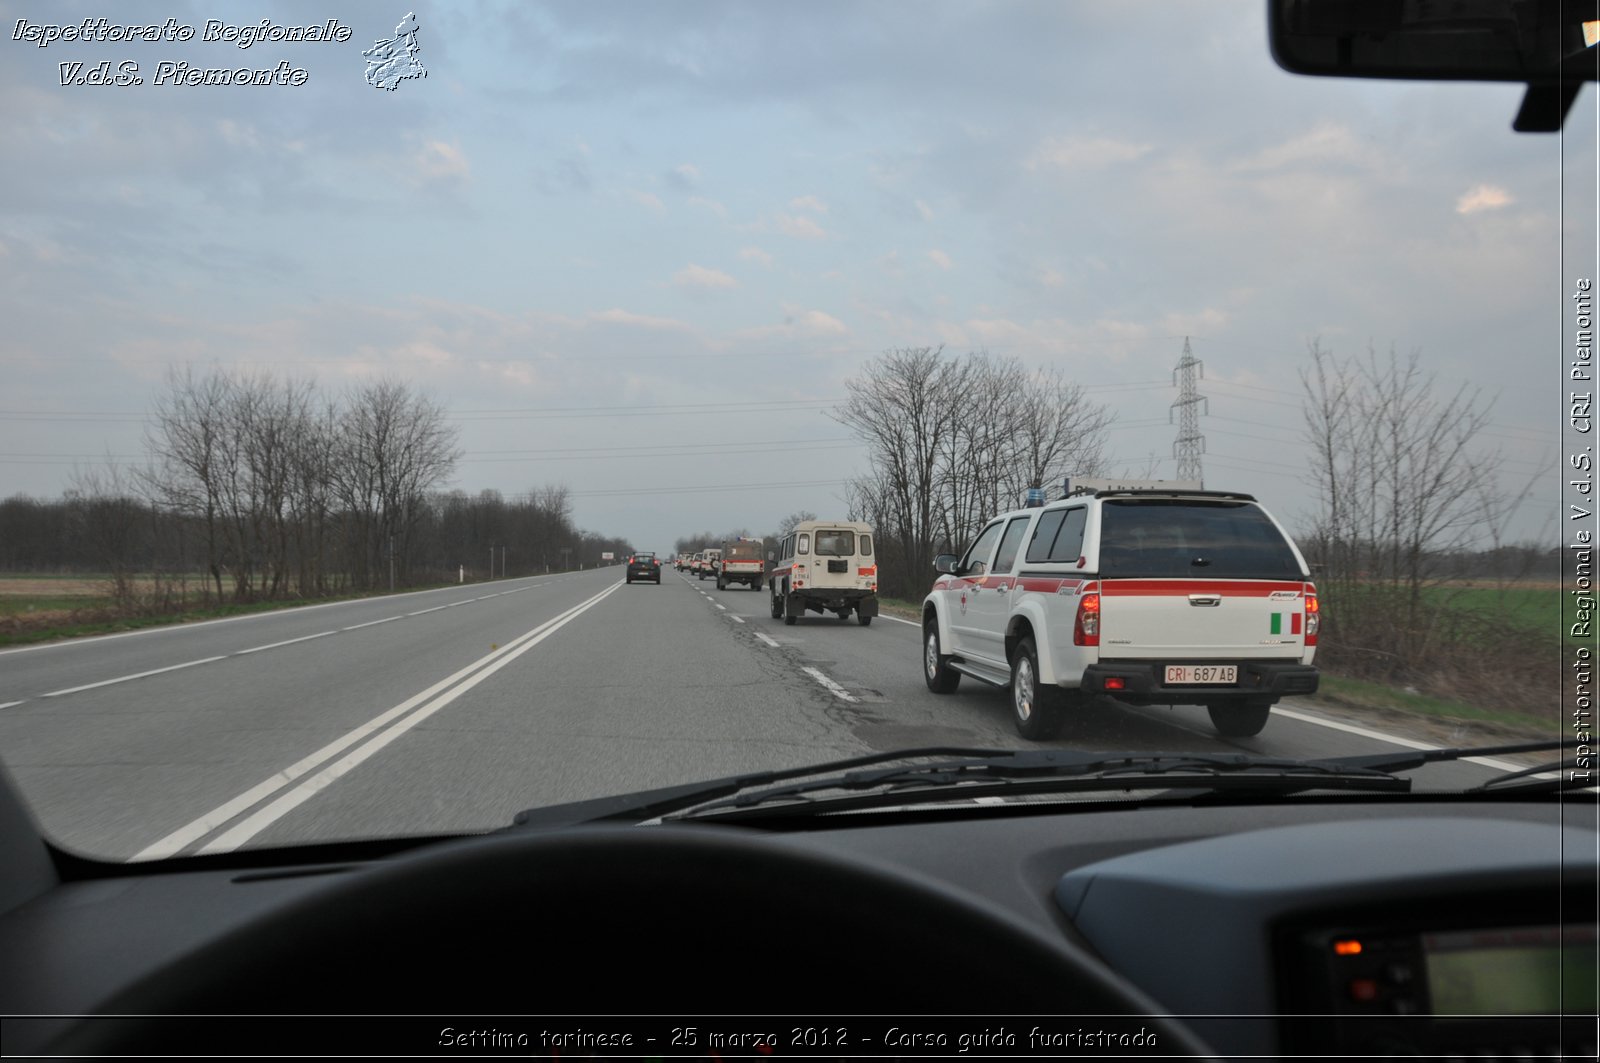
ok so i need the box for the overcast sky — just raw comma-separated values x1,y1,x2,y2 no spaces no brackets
1,0,1593,553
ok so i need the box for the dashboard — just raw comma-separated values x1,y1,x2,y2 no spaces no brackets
1,763,1595,1059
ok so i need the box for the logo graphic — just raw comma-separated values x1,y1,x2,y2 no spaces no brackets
363,12,425,90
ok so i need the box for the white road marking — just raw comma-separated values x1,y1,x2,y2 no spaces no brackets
802,666,858,703
0,701,23,710
407,604,451,616
233,631,335,655
41,656,228,698
128,582,621,861
195,581,623,856
882,614,920,627
730,616,745,624
342,616,400,631
715,603,727,610
1271,705,1536,773
755,633,780,648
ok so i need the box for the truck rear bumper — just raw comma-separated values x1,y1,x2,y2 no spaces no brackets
787,590,878,616
1080,660,1318,706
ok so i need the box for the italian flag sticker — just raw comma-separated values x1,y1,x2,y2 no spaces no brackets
1270,612,1303,635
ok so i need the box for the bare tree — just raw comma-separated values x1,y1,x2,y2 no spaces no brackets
832,347,973,597
333,379,462,590
832,347,1112,598
1299,340,1530,684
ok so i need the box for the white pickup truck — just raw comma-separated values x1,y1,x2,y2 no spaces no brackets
921,487,1319,739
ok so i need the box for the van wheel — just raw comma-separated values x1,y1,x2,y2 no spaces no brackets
1010,637,1064,741
716,575,726,590
923,624,960,694
1208,701,1272,738
769,589,783,620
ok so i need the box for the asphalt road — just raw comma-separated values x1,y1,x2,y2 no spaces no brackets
0,565,1541,861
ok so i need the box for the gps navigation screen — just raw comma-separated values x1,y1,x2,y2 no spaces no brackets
1423,925,1599,1015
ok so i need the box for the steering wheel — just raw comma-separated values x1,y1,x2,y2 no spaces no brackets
61,826,1216,1055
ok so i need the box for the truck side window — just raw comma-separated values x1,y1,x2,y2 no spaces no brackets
797,533,810,555
992,516,1032,575
959,521,1005,576
1025,510,1066,565
1049,508,1087,563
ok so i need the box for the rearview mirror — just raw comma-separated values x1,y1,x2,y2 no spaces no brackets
933,554,959,574
1268,0,1599,131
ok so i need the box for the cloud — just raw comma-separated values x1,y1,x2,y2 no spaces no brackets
1234,124,1386,174
926,249,953,269
673,263,738,290
916,199,934,221
733,308,849,341
217,120,261,150
589,307,692,331
667,162,701,189
774,213,828,239
532,153,593,194
413,139,470,183
1456,184,1512,214
1027,135,1152,172
789,194,829,213
687,195,729,218
801,310,848,335
739,246,774,267
629,190,666,213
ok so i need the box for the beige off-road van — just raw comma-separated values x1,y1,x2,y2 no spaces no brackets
768,520,878,626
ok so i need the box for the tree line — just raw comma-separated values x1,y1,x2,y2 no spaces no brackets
0,368,632,609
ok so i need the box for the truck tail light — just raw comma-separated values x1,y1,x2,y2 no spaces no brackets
1074,587,1100,647
1304,584,1320,645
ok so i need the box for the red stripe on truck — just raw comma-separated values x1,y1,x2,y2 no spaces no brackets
1099,580,1305,596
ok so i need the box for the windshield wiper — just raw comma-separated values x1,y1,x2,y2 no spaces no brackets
1461,756,1595,794
507,746,1020,829
509,739,1584,829
667,748,1415,822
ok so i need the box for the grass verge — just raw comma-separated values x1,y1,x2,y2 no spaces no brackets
0,582,490,647
1299,675,1556,737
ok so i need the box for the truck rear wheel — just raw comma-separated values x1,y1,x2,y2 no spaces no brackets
1207,701,1272,738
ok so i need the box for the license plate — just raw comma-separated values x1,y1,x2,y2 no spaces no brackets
1165,665,1237,684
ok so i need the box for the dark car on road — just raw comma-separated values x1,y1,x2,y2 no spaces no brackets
625,552,660,584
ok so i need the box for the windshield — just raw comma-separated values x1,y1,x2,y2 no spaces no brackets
0,0,1590,861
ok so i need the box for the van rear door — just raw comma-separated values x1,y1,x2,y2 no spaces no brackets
1093,499,1312,663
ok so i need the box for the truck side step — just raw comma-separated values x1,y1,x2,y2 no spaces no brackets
949,658,1011,688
